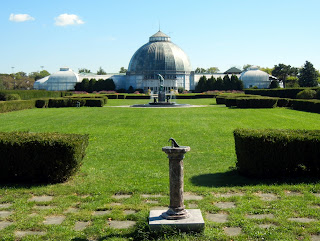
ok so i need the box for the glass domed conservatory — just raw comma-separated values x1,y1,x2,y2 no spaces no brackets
126,31,192,92
240,66,271,89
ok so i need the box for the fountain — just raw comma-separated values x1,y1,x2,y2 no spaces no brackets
131,74,190,108
148,138,205,231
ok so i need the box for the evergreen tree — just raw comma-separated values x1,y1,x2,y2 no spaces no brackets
195,76,207,92
207,76,216,90
216,77,223,90
298,61,318,87
80,78,90,91
223,75,231,90
88,78,97,92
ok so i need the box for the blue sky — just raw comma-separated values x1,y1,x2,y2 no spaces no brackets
1,0,320,74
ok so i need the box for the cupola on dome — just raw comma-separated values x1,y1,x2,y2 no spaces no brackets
127,31,192,76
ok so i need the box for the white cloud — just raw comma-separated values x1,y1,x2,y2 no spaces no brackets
54,14,84,26
9,13,35,22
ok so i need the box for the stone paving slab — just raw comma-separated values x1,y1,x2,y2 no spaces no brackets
255,193,278,201
108,220,136,229
109,202,122,206
311,235,320,241
93,210,111,216
28,196,53,202
124,210,136,215
33,205,57,210
313,193,320,198
258,224,277,229
74,221,90,231
141,194,164,198
0,203,13,209
187,203,198,208
224,227,242,236
145,200,159,204
43,215,66,225
0,221,13,230
206,213,228,223
0,211,13,218
246,214,275,219
214,202,236,209
112,194,132,199
213,192,244,198
284,191,302,196
288,217,317,223
28,213,38,217
184,193,203,200
15,231,46,237
64,207,79,213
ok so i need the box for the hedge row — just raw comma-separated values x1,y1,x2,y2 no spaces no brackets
216,94,249,104
36,98,105,108
64,95,108,104
234,128,320,178
0,100,36,113
0,132,89,183
245,88,319,99
291,99,320,113
0,90,71,100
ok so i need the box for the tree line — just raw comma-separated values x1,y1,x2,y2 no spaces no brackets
195,75,243,92
74,78,115,92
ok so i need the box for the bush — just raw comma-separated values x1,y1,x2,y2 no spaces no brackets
276,98,290,107
269,80,280,89
0,100,36,113
296,89,317,99
316,89,320,99
234,128,320,178
0,132,89,183
35,99,49,108
84,99,104,107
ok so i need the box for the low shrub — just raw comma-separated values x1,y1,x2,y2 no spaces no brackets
234,128,320,178
245,88,319,99
0,132,89,183
5,94,21,101
66,95,108,104
84,99,104,107
48,98,86,108
0,100,36,113
296,89,317,99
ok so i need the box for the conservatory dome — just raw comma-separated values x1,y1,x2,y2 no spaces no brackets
45,67,80,91
240,66,271,89
127,31,192,76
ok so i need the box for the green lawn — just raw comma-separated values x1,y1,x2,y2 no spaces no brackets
0,99,319,240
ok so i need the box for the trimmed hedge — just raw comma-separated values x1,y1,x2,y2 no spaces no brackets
245,88,319,99
291,99,320,113
236,97,278,108
0,132,89,183
0,100,36,113
65,95,108,104
0,90,71,100
234,128,320,178
47,98,104,108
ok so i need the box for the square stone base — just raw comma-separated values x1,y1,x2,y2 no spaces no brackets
149,209,205,232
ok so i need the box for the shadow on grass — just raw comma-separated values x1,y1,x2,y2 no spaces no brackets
190,170,319,187
0,181,51,189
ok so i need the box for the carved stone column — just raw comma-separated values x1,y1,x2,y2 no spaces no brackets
161,146,190,220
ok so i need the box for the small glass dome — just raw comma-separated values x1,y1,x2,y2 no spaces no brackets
46,67,80,91
240,66,271,89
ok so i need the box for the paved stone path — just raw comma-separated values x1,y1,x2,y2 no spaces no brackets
224,227,242,236
311,235,320,241
74,221,90,231
141,194,163,198
258,224,276,229
0,211,13,218
33,205,57,210
288,217,317,223
124,210,136,215
112,194,132,199
64,207,79,213
184,193,203,200
108,220,136,229
212,192,244,198
246,214,275,219
206,213,229,223
255,193,278,201
0,203,12,208
214,202,236,209
93,210,111,216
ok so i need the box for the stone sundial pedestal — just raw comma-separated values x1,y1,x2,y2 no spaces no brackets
149,139,205,232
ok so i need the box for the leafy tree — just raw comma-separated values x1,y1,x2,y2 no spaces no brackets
29,70,50,81
272,63,297,88
97,67,107,75
243,64,253,71
260,67,273,75
298,61,318,87
78,68,91,73
286,76,299,88
119,67,127,73
206,67,219,74
195,67,207,74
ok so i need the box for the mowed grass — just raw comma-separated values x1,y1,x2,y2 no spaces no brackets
0,98,320,240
